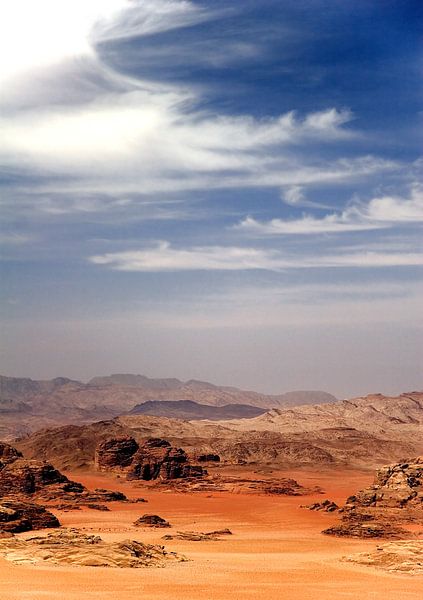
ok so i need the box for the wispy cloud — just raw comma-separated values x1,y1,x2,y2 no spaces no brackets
0,1,395,211
236,184,423,236
90,241,423,272
281,185,332,209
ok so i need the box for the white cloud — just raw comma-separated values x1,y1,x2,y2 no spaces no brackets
90,242,283,271
0,1,128,84
89,241,423,271
235,213,383,235
361,184,423,222
236,184,423,235
0,1,395,207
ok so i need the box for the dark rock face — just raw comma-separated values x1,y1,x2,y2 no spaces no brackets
93,437,139,470
0,500,59,533
134,514,171,528
95,437,206,481
0,458,68,496
198,454,220,463
346,457,423,509
306,499,339,512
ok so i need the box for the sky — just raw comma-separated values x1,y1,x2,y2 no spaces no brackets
0,0,422,398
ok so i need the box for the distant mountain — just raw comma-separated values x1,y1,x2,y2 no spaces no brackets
89,374,183,390
128,399,266,420
15,391,422,471
0,372,337,440
222,392,423,437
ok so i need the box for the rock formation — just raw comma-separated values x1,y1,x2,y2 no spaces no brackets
0,499,59,533
198,454,220,462
346,457,423,509
344,540,423,574
305,499,339,512
162,529,232,541
323,457,423,539
134,514,171,528
0,442,126,506
322,513,409,539
95,437,206,481
0,528,186,567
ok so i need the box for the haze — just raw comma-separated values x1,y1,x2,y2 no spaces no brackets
1,1,422,398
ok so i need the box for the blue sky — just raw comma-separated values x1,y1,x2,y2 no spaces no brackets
0,0,422,396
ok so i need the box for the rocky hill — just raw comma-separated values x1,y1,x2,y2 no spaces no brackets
221,392,423,438
14,410,418,472
0,373,337,440
128,400,266,420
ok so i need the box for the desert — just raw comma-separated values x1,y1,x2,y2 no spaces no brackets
1,466,423,600
1,374,423,599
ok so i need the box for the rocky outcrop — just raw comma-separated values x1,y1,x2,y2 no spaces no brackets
322,512,409,539
323,458,423,539
0,458,69,495
198,454,220,462
0,444,127,506
0,442,23,462
162,529,232,541
346,457,423,509
0,500,59,533
134,514,171,528
305,499,339,512
344,540,423,574
0,528,186,567
94,437,139,470
95,437,206,481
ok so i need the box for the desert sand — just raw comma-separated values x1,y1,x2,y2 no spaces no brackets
1,467,422,600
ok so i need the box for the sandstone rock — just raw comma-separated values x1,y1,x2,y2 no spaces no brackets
346,457,423,509
134,514,171,528
95,437,207,481
94,437,139,470
322,519,409,539
0,500,59,533
305,499,339,512
86,503,110,511
264,478,315,496
0,443,23,463
0,458,68,495
197,454,220,462
0,444,127,506
162,529,232,541
0,528,186,568
343,540,423,574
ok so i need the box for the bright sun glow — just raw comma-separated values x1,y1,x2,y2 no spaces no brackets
0,0,128,82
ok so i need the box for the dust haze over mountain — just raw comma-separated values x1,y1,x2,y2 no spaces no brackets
0,372,337,440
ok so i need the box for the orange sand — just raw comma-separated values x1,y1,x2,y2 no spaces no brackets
1,468,422,600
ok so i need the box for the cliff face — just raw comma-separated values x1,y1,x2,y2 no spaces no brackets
95,437,206,480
